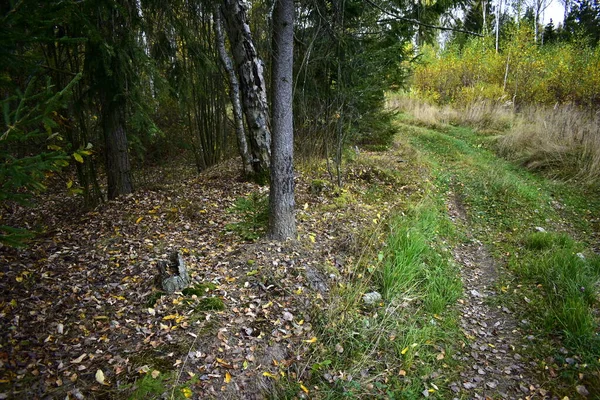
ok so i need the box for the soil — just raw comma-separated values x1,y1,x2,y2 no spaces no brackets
447,189,557,400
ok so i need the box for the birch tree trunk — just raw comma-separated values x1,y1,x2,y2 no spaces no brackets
214,5,253,177
221,0,271,178
268,0,296,240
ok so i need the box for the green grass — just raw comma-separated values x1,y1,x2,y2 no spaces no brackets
278,194,463,398
398,118,600,395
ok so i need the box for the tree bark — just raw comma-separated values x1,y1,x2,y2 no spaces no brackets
268,0,296,240
103,101,133,200
221,0,271,177
214,5,253,177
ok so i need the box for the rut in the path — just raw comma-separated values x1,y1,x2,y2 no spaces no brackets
446,191,555,400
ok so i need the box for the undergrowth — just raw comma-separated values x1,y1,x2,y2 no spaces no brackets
400,116,600,395
389,93,600,185
225,192,269,241
273,144,464,398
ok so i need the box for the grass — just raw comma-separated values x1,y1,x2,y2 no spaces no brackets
395,112,600,395
389,93,600,185
273,146,465,398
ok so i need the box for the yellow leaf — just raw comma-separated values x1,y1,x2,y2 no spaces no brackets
401,347,409,355
309,234,316,243
225,372,231,383
73,153,84,163
181,387,192,398
95,369,106,385
66,180,73,189
163,314,178,320
303,337,317,343
135,217,143,224
300,383,309,394
399,369,407,376
262,371,278,379
15,276,23,282
151,370,160,379
262,301,273,309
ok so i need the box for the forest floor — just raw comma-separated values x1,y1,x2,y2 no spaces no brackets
1,112,600,399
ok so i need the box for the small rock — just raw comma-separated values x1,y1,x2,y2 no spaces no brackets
422,389,430,397
535,226,546,232
486,381,497,389
576,253,586,260
565,357,576,365
576,385,590,397
519,384,529,393
463,382,477,389
363,291,382,306
470,289,482,298
282,311,294,321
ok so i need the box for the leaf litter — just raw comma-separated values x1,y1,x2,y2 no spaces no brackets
0,157,404,399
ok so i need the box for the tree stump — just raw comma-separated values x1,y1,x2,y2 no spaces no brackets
156,251,190,293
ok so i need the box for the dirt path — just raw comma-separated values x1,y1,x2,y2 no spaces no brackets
447,191,555,400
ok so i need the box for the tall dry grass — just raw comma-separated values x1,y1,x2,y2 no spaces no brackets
389,94,600,185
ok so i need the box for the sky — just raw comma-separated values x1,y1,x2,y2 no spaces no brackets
542,1,565,25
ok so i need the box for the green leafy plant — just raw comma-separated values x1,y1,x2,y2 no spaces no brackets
225,192,268,241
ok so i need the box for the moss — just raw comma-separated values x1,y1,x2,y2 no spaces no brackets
147,291,166,307
182,282,217,297
194,297,225,312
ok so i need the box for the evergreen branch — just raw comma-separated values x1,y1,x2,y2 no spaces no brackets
364,0,484,37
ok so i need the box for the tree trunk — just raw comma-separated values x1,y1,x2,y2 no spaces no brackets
221,0,271,178
103,101,133,200
268,0,296,240
214,5,253,177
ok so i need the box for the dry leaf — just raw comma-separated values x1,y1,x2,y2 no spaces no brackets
151,370,160,379
95,369,106,385
225,372,231,383
70,354,86,364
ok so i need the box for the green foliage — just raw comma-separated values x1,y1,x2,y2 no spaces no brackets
181,283,217,297
193,297,225,312
225,192,269,241
381,201,461,312
413,26,600,109
147,291,166,307
403,117,600,392
128,373,169,400
512,233,600,349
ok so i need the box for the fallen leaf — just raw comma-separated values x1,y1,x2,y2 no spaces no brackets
401,347,409,355
304,337,317,343
181,387,192,398
151,370,160,379
70,354,86,364
225,372,231,383
95,369,106,385
300,383,309,394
